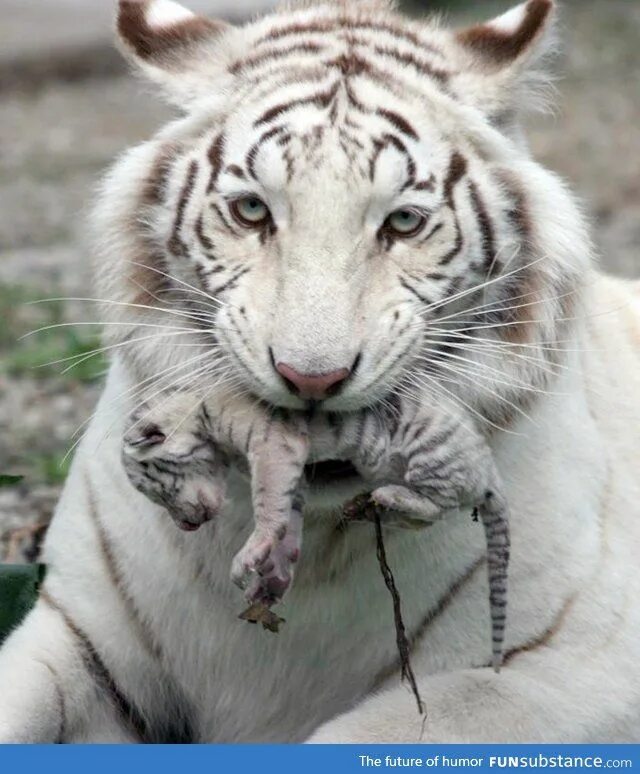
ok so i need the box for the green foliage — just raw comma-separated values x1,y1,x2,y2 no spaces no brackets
32,453,73,486
0,564,46,646
0,283,105,384
6,327,105,383
0,475,24,488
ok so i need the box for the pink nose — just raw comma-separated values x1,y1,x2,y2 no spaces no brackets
276,362,351,400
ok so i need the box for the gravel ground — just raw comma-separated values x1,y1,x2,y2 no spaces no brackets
0,0,638,561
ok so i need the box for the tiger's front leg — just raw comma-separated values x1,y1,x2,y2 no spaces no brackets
122,391,228,532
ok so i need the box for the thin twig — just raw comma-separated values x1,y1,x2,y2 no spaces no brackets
344,493,425,716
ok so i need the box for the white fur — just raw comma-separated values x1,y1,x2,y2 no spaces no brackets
147,0,195,28
491,3,532,34
1,0,639,743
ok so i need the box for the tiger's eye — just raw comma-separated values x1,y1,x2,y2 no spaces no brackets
385,209,425,237
230,196,270,227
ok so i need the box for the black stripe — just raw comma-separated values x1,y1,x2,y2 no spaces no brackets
41,590,149,742
246,126,286,180
211,267,250,299
438,214,463,266
168,160,199,258
369,133,417,188
400,276,432,306
226,164,245,179
229,42,324,74
443,151,468,206
420,222,444,245
256,19,442,58
210,202,238,235
371,43,449,85
254,82,339,127
469,180,496,271
85,482,164,661
206,134,225,194
195,213,215,252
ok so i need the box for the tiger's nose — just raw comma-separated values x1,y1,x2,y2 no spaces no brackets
276,362,351,400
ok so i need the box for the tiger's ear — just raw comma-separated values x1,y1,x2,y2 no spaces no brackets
116,0,232,104
452,0,557,122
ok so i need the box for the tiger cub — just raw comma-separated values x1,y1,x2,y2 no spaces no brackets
122,391,510,670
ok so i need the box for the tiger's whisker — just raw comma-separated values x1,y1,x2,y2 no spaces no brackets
21,321,194,340
26,296,217,326
50,333,207,374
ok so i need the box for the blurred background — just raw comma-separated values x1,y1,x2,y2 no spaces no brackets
0,0,638,561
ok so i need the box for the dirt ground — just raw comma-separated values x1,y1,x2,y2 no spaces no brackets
0,0,639,560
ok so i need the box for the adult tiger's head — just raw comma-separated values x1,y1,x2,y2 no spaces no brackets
95,0,590,421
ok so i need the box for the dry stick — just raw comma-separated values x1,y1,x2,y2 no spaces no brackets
240,494,424,716
344,494,425,716
373,506,425,716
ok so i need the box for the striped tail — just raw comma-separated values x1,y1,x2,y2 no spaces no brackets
478,489,511,672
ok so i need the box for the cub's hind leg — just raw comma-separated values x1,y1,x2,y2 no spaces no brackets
122,391,228,532
353,398,511,668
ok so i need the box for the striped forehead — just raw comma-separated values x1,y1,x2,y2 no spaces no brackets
218,103,443,205
230,19,449,132
208,9,456,198
219,77,446,196
230,8,450,95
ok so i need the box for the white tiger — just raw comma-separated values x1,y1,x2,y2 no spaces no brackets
0,0,639,743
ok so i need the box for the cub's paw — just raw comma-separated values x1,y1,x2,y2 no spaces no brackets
231,517,302,605
342,489,442,530
370,484,443,524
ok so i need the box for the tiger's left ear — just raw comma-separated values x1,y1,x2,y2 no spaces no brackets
116,0,232,104
452,0,557,121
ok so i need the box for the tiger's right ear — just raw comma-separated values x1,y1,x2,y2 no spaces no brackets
116,0,232,103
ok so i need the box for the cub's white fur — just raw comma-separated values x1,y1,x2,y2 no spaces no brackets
0,0,639,743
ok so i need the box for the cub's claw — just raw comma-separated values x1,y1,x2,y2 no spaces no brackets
231,515,302,605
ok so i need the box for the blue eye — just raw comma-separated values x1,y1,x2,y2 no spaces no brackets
386,209,425,236
230,196,270,226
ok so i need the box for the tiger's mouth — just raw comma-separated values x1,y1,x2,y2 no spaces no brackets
304,459,359,486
